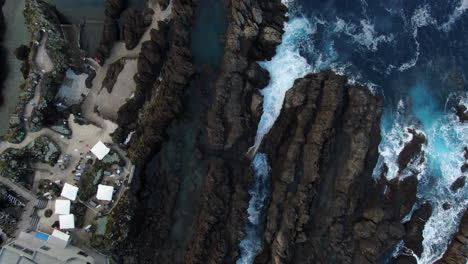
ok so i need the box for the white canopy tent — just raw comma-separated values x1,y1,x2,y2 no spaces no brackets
96,184,114,201
61,183,79,201
59,214,75,229
54,199,71,215
91,141,110,160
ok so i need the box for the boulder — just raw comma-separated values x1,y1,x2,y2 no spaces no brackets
455,104,468,122
451,176,466,192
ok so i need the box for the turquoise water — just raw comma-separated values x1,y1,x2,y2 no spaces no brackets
190,0,227,68
238,0,468,263
0,0,29,136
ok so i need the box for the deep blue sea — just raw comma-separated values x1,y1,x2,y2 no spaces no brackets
238,0,468,263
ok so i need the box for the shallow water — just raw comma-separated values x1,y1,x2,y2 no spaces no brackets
190,0,227,68
0,0,29,136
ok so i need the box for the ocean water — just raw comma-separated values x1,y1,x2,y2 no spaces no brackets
238,0,468,263
0,0,29,136
191,0,227,68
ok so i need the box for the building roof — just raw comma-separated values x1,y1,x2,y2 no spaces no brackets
51,229,70,242
96,184,114,201
59,214,75,229
61,183,79,201
90,141,110,160
0,231,94,264
54,199,71,215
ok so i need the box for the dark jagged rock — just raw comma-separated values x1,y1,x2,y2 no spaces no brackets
105,0,126,19
122,8,153,50
100,0,287,263
183,0,287,263
96,0,127,63
435,210,468,264
157,0,170,10
455,104,468,122
14,44,31,79
85,68,96,88
102,59,124,93
398,128,426,173
250,70,419,264
112,21,170,144
386,175,419,219
399,203,432,260
96,16,120,62
451,176,466,191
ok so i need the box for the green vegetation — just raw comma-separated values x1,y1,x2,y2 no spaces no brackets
5,0,70,142
0,136,61,188
78,150,124,201
71,202,87,228
37,179,61,197
90,192,134,250
44,209,53,218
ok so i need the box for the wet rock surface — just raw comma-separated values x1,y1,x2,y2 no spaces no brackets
435,210,468,264
88,1,467,264
397,128,426,172
397,203,433,262
455,104,468,122
122,8,153,50
248,70,428,264
102,59,124,93
451,176,466,191
101,0,287,263
111,20,170,144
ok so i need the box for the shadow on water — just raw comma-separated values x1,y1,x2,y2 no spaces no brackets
191,0,227,69
44,0,146,57
0,0,29,136
142,0,227,261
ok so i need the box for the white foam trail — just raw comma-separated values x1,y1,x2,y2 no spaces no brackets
372,100,413,180
237,153,270,264
250,18,313,153
439,0,468,32
377,93,468,264
333,17,394,52
398,5,435,72
416,95,468,264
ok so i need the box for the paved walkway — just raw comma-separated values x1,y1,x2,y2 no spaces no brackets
82,3,172,122
24,33,54,130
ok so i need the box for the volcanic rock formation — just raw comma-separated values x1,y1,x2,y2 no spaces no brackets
96,0,127,63
435,210,468,264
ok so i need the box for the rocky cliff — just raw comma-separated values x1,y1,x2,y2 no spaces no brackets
250,71,409,264
436,211,468,264
97,0,467,263
96,0,127,63
100,0,287,263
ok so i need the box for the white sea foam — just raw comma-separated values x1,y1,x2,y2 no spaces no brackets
378,92,468,264
398,5,437,72
250,17,313,153
372,106,413,180
334,18,394,51
439,0,468,32
237,153,270,264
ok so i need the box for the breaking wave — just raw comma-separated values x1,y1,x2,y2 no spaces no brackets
250,17,313,153
236,153,270,264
